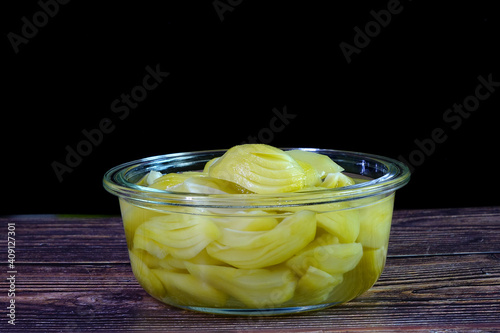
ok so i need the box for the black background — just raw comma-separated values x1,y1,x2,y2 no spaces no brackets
2,1,499,215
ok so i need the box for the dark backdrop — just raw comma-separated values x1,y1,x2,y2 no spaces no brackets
2,1,499,215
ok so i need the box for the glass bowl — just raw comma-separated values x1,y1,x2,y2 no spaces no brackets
103,148,410,315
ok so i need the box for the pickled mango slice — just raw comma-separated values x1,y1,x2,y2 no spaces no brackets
151,269,228,307
321,172,355,188
203,157,219,173
136,170,163,186
206,210,316,269
170,176,252,194
294,266,343,305
152,269,227,307
129,249,166,297
211,210,279,231
359,246,387,286
149,172,203,190
295,160,321,187
287,242,363,276
328,246,387,303
134,214,220,260
286,149,344,178
317,209,360,243
356,194,394,248
208,144,306,194
186,263,297,308
162,249,226,271
301,230,340,251
119,198,164,245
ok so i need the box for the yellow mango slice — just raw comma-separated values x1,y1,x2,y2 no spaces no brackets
208,144,306,194
294,266,343,305
119,198,165,245
170,176,252,194
328,246,387,303
203,157,219,173
186,263,297,308
136,170,163,186
152,269,228,307
286,149,343,178
211,210,279,231
316,209,360,243
359,246,387,286
132,248,189,272
287,242,363,276
162,249,226,271
356,194,394,248
296,160,321,187
300,230,339,252
149,172,203,190
321,172,355,188
134,214,220,260
128,249,166,297
206,210,316,269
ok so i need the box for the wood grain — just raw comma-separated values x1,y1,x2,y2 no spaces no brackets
0,207,499,332
3,207,499,263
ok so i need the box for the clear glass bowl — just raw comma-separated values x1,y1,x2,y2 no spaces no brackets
103,148,410,315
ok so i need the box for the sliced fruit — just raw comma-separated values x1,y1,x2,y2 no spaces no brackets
133,214,220,260
203,157,219,173
208,144,306,194
286,149,344,178
146,171,163,185
129,248,166,297
300,230,340,252
328,246,387,303
206,210,316,269
169,176,252,194
162,249,226,271
211,210,279,231
152,269,228,307
119,198,164,245
287,242,363,276
356,194,394,248
316,209,360,243
136,170,162,186
359,246,387,286
186,263,297,308
321,172,355,188
149,172,201,190
296,160,321,187
294,266,343,305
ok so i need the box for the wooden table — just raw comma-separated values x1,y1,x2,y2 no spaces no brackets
1,207,499,332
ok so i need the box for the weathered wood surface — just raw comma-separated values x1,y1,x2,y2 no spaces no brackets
0,207,499,332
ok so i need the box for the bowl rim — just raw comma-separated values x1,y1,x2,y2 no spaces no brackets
103,148,410,208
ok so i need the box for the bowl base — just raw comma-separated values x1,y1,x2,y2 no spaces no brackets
176,303,341,316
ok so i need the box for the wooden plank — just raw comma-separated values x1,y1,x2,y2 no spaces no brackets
0,216,129,264
1,207,499,264
1,253,498,332
1,208,499,331
389,207,500,256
